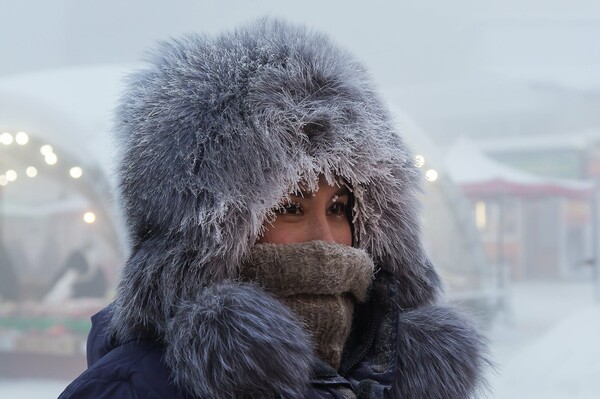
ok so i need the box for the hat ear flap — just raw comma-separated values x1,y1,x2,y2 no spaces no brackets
109,237,168,341
392,306,491,398
389,254,441,308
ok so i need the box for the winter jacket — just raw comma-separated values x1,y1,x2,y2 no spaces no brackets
59,17,488,398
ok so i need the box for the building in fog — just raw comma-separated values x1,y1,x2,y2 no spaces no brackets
446,137,596,282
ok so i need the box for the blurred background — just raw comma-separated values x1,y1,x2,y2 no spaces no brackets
1,1,599,397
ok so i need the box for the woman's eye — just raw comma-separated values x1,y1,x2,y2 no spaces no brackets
328,202,347,216
277,202,303,215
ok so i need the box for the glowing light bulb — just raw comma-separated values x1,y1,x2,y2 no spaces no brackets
0,175,7,186
83,212,96,224
45,153,58,165
475,201,487,231
26,166,38,178
425,169,438,182
415,155,425,168
69,167,83,179
40,145,53,156
1,132,13,145
5,170,17,182
15,131,29,145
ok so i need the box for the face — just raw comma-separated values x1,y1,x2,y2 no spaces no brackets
258,178,353,246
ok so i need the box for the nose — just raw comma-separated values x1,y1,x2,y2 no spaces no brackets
307,213,336,243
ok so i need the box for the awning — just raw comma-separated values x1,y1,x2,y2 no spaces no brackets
445,137,594,200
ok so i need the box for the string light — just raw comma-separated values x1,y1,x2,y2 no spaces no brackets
40,145,53,156
45,153,58,165
83,212,96,224
15,131,29,145
26,166,38,178
69,167,83,179
425,169,438,182
0,132,13,145
5,170,17,182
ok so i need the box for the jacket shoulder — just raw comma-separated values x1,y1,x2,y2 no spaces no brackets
59,376,153,399
59,341,184,399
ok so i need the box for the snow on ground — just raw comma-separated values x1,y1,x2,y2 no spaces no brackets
1,280,598,398
493,306,600,399
489,280,600,399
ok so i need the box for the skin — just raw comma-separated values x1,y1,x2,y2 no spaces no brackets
258,178,352,246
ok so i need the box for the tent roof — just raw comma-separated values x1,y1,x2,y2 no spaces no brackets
444,137,594,199
0,64,135,181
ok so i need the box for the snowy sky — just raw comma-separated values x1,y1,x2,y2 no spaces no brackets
2,0,599,87
3,0,600,141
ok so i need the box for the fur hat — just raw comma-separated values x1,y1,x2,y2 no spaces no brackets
110,17,445,398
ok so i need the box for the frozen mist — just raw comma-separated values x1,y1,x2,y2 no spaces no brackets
489,281,600,399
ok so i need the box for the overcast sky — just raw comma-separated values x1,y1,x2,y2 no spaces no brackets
2,0,600,140
2,1,599,83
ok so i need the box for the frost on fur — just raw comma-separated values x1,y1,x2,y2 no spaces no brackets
393,306,491,399
164,282,313,399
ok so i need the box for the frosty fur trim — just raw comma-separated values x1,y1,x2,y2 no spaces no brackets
164,282,313,399
393,306,491,399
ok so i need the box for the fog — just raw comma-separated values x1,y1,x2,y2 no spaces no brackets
1,1,600,397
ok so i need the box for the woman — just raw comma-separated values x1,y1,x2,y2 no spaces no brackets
60,18,488,398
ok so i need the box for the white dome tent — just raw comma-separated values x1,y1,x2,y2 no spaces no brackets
444,136,595,282
0,65,137,379
0,65,131,296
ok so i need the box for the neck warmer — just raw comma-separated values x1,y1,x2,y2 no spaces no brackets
241,241,375,369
